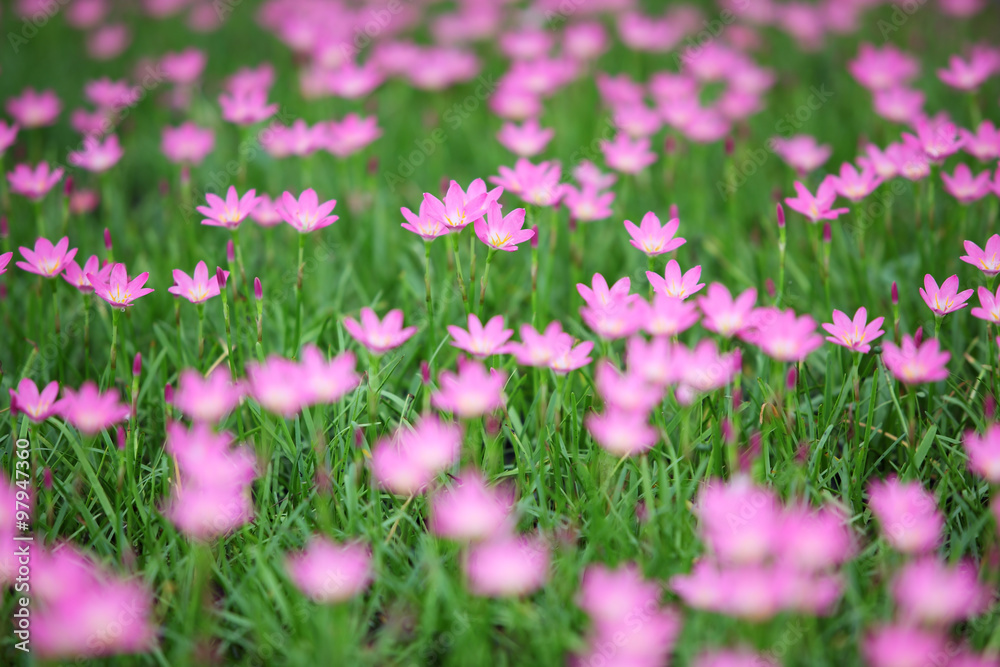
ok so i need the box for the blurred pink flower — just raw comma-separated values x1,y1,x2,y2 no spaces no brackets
868,477,943,553
432,358,505,418
58,382,130,435
7,162,64,200
647,260,705,299
448,314,513,357
429,470,514,542
882,335,951,385
6,88,61,128
172,368,244,423
465,534,549,597
279,188,338,233
9,378,60,422
343,307,416,354
285,537,372,603
197,186,261,229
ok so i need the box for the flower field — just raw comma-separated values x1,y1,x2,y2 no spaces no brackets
1,0,1000,665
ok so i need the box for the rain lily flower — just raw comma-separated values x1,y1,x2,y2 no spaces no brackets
58,382,130,435
777,505,855,571
578,273,636,311
647,260,705,299
963,423,1000,482
873,86,925,124
847,43,919,91
595,361,663,413
937,53,996,91
642,292,700,337
0,122,19,156
490,158,562,207
9,378,60,422
823,308,885,353
586,408,659,456
828,162,882,202
941,163,992,203
550,338,595,374
62,255,108,293
218,88,277,125
474,202,533,251
693,650,778,667
245,356,309,417
168,261,227,304
580,298,644,340
17,236,78,277
784,179,849,223
858,143,899,181
285,537,372,603
903,115,964,162
430,470,514,542
432,358,506,418
6,88,61,128
373,416,462,495
197,186,261,229
863,625,945,667
68,134,123,173
919,274,973,316
772,135,832,175
465,534,549,597
624,212,685,256
600,133,657,174
972,285,1000,323
0,252,11,276
164,423,256,491
882,335,951,385
698,284,757,337
325,113,382,157
343,308,417,354
422,179,497,231
83,77,135,110
88,263,154,308
886,141,931,180
161,122,215,165
504,322,571,367
869,477,943,553
160,48,206,84
248,194,283,227
497,117,554,157
448,314,513,357
559,184,614,223
960,120,1000,162
279,189,339,233
743,308,823,362
165,483,255,541
172,368,244,423
892,558,989,626
299,345,360,405
573,160,617,190
400,200,450,240
7,162,64,200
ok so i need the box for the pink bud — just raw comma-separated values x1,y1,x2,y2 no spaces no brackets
669,203,679,220
724,135,734,155
354,427,365,448
439,176,450,194
132,353,142,377
776,203,785,228
786,366,797,391
159,180,169,198
721,418,735,444
254,277,262,300
367,156,379,175
664,136,676,154
732,388,743,408
891,282,899,305
568,216,578,232
635,500,648,523
227,240,235,263
43,467,53,490
765,278,775,299
795,440,810,464
164,383,174,404
64,176,74,196
530,225,539,249
216,266,227,289
104,228,112,251
914,326,924,347
420,360,431,385
822,222,831,243
0,217,7,238
116,426,127,451
180,165,190,186
485,415,500,436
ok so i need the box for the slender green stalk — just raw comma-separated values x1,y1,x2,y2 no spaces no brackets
107,308,121,389
83,294,91,379
294,233,305,353
230,228,248,299
34,200,43,238
478,248,496,311
221,281,236,380
424,241,435,361
468,234,477,314
50,279,63,383
450,233,469,313
531,240,539,329
647,255,655,300
367,353,382,444
197,303,206,364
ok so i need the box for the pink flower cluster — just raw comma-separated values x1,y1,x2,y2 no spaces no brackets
10,378,129,435
245,346,360,417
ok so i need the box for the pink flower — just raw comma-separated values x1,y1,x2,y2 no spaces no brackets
784,178,849,223
777,505,854,571
197,186,261,229
400,200,450,240
161,122,215,165
573,160,617,190
920,273,973,316
937,53,995,91
248,194,283,227
165,423,256,490
218,88,278,125
873,86,925,124
674,340,741,404
448,314,513,357
429,470,514,542
0,121,19,156
586,408,659,456
17,236,78,277
642,293,700,337
563,22,608,61
772,135,832,174
822,307,885,353
285,537,372,603
164,484,255,541
647,260,705,299
941,163,992,203
326,60,385,99
613,102,663,138
432,359,505,418
62,255,109,293
698,283,757,337
892,558,989,626
490,158,562,207
465,534,549,597
172,368,243,423
858,143,899,180
868,477,943,553
624,211,685,256
279,188,339,233
886,141,931,180
828,162,882,202
0,252,11,276
847,43,920,91
696,479,782,564
68,134,123,173
903,114,964,162
168,261,226,304
371,416,462,495
972,285,1000,323
246,356,309,416
422,179,498,231
84,77,136,110
560,183,614,223
960,120,1000,162
578,273,635,311
693,650,778,667
299,345,360,405
504,322,569,367
863,625,945,667
474,202,533,251
325,113,382,157
7,162,64,200
595,360,663,412
550,337,594,374
88,263,154,308
9,378,60,422
160,48,206,84
745,309,823,362
343,308,416,354
963,423,1000,482
882,335,950,385
58,382,130,435
6,88,61,128
497,117,554,157
600,133,657,174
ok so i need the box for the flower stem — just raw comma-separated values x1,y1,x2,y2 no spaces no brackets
107,308,120,389
468,233,477,315
221,280,236,380
197,303,206,365
478,248,496,311
450,233,469,314
424,241,434,362
647,255,655,300
531,241,539,329
83,294,91,380
294,233,305,353
367,354,382,444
